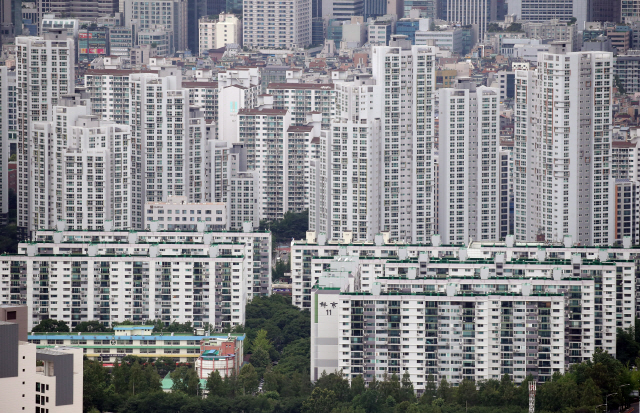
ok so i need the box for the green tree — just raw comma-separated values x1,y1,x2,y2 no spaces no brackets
74,320,113,332
206,370,227,397
436,377,453,403
351,375,366,399
83,359,108,412
170,366,200,396
301,388,338,413
420,374,437,405
455,378,478,407
32,318,70,333
238,363,259,395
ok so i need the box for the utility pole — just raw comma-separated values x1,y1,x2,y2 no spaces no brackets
529,381,536,413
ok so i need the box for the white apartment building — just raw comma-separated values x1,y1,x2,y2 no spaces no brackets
238,107,320,221
16,30,75,238
305,235,636,388
438,83,501,244
0,228,271,330
218,68,260,143
1,307,83,413
84,69,137,124
267,83,335,128
184,81,219,123
514,43,614,245
242,0,311,50
370,37,438,243
0,66,15,224
198,13,242,54
123,0,188,52
313,288,566,389
309,74,383,242
208,141,260,230
145,195,228,231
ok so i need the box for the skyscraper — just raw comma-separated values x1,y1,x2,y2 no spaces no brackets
16,30,75,237
514,42,614,245
509,0,589,31
438,82,502,244
447,0,490,43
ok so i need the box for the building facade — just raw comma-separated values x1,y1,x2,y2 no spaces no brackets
242,0,311,49
514,44,614,245
0,228,271,330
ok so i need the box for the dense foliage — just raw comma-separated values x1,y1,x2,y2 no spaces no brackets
259,210,309,245
79,296,640,413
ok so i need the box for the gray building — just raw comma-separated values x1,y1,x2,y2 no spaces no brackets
124,0,188,52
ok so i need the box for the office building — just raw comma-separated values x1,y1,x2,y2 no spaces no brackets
622,0,640,22
78,27,110,63
198,13,242,54
447,0,490,43
48,0,118,20
438,83,501,244
523,19,579,52
124,0,188,52
243,0,311,49
513,43,614,245
592,0,621,22
16,30,75,238
509,0,589,32
0,228,271,330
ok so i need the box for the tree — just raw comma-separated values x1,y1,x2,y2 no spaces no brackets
436,377,453,403
74,321,113,333
170,366,200,396
238,364,259,395
83,359,108,412
456,378,478,407
32,318,70,333
420,374,437,405
301,388,338,413
206,370,228,397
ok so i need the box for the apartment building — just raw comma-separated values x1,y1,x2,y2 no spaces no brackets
614,180,639,244
238,107,320,221
267,83,335,128
198,13,242,54
208,141,260,230
0,66,15,224
523,19,579,52
307,235,637,388
615,52,640,94
16,30,75,238
218,67,260,143
144,195,228,231
309,75,383,242
28,327,245,367
373,38,438,242
438,83,501,244
242,0,312,49
1,306,83,413
291,232,638,313
514,43,614,245
184,81,219,122
0,228,271,330
123,0,188,52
